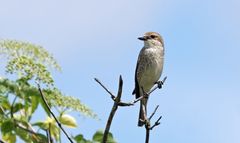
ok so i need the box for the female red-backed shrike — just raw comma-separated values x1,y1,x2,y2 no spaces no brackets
132,32,164,126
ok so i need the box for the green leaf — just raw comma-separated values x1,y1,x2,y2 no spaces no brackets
74,134,86,143
2,133,16,143
43,117,60,141
34,117,60,141
31,95,39,114
32,121,45,129
0,96,11,110
15,125,46,143
12,102,24,113
74,134,93,143
0,83,8,93
92,130,117,143
39,98,51,116
1,119,14,134
92,130,104,142
59,114,77,128
49,122,60,141
14,127,31,142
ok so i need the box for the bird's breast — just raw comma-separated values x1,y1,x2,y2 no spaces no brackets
137,47,164,92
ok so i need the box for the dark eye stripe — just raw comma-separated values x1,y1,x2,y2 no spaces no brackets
150,35,156,39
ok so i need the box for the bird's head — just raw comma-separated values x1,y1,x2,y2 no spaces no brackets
138,32,164,47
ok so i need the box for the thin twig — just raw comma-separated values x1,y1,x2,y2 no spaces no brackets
150,116,162,130
149,105,159,121
37,84,74,143
94,78,116,100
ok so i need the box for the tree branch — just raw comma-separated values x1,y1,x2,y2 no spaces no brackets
95,76,166,143
37,84,74,143
95,75,123,143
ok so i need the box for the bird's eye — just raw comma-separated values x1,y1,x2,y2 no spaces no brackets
150,35,156,39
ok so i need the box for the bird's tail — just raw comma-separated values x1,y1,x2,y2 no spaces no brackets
138,97,148,127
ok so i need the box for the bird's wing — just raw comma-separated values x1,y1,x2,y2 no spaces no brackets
132,61,139,96
132,49,146,98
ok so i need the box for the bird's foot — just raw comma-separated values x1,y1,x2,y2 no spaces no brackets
155,81,163,89
144,119,151,128
143,92,149,98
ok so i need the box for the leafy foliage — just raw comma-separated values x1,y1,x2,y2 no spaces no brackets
0,40,100,143
74,130,117,143
92,130,116,143
0,40,61,85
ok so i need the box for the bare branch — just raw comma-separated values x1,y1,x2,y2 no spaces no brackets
102,75,123,143
95,75,166,143
37,84,74,143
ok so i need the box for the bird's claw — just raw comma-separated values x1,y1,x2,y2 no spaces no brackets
143,92,149,98
144,119,151,127
155,81,163,89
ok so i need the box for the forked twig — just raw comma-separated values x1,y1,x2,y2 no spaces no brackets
144,105,162,143
95,75,123,143
95,75,166,143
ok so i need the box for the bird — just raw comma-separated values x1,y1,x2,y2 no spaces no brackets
132,32,164,126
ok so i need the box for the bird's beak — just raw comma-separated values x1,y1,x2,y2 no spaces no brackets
138,36,147,41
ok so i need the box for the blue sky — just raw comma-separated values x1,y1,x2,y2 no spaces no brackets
1,0,240,142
